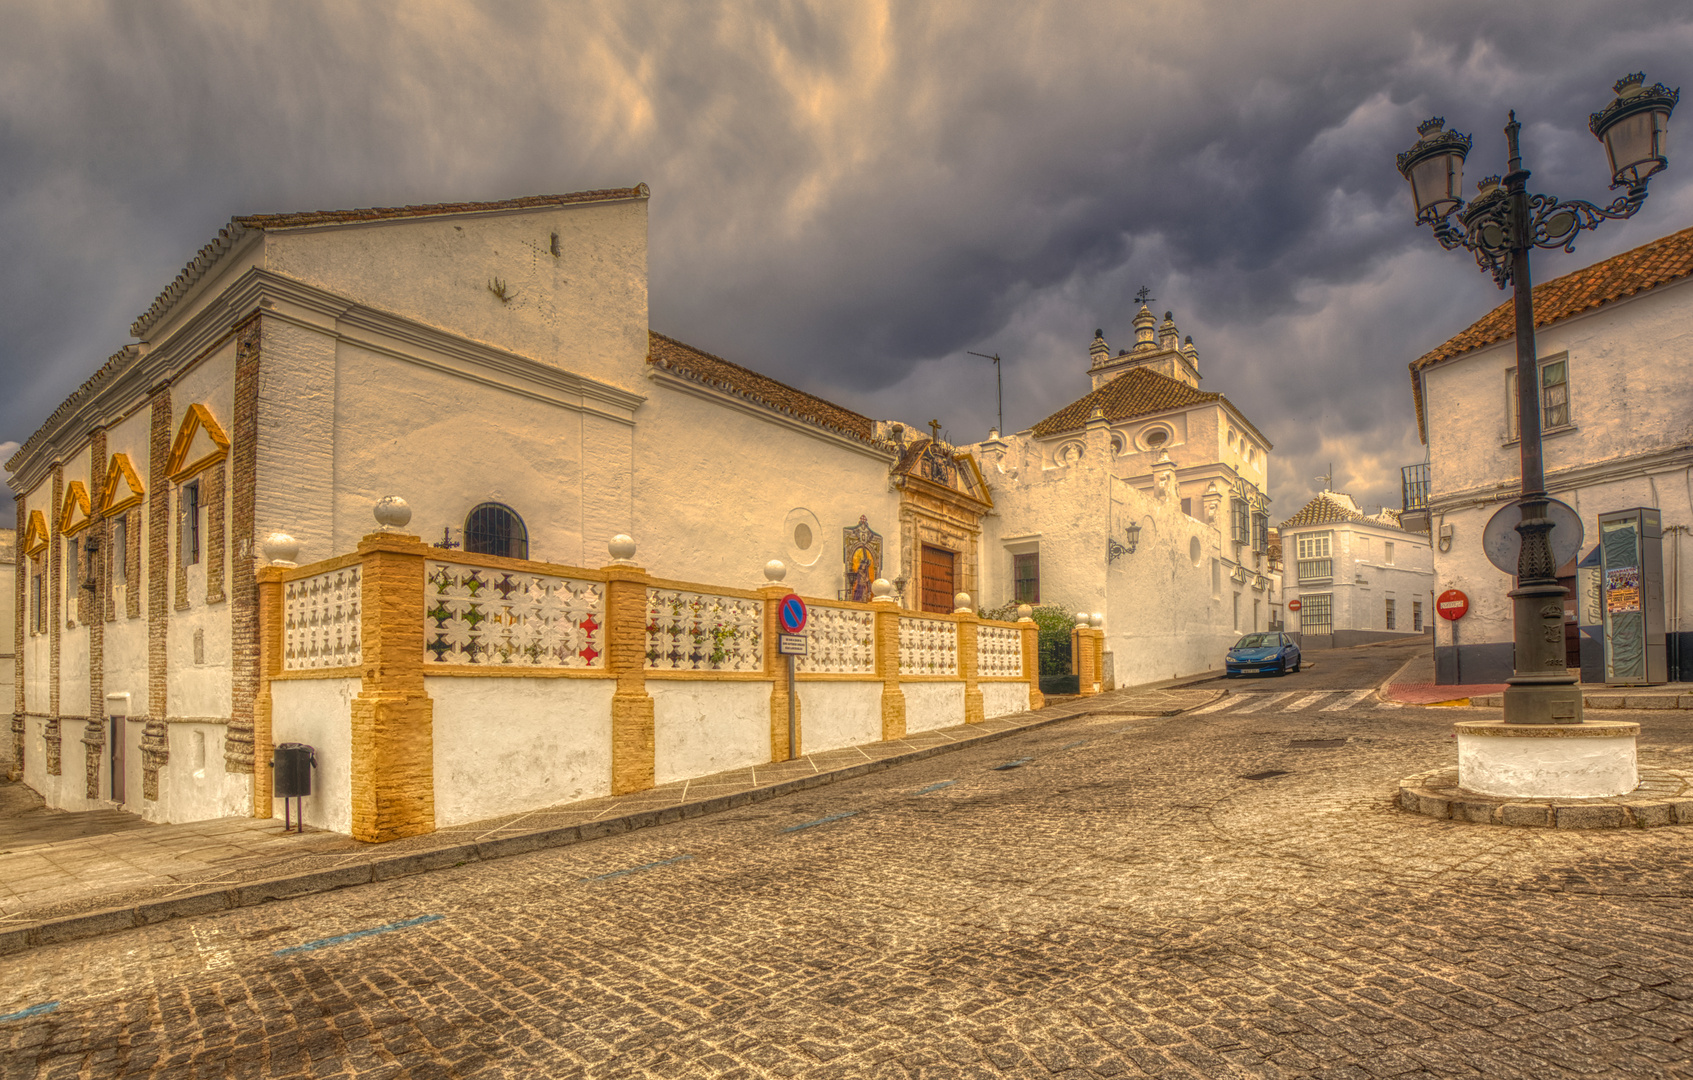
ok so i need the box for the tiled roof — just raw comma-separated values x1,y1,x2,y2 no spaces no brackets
7,345,142,477
132,185,650,339
1279,492,1366,529
1409,222,1693,440
647,331,880,445
1032,369,1215,435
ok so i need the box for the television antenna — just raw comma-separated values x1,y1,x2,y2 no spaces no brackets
966,351,1004,435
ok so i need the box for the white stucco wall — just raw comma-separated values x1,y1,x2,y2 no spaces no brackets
269,678,357,835
981,682,1030,719
1286,518,1435,638
427,675,616,827
651,681,772,785
903,681,965,734
794,681,882,755
150,722,250,825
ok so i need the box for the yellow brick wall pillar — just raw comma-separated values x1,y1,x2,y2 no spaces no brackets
874,604,906,740
604,564,656,795
761,585,799,761
349,532,435,843
251,565,285,818
1019,618,1045,710
958,611,984,724
1093,628,1107,693
1072,624,1100,696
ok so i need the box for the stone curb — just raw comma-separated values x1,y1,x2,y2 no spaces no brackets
0,700,1137,958
1466,692,1693,710
1397,767,1693,828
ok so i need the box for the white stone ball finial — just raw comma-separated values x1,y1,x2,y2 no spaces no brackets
1075,611,1090,627
373,495,411,531
607,534,638,565
870,578,896,603
764,559,787,582
1089,612,1104,628
262,532,300,568
953,592,972,613
1016,603,1033,622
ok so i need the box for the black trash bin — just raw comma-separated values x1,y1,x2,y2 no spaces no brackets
273,743,316,831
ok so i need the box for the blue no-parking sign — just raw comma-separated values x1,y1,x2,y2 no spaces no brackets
779,594,808,634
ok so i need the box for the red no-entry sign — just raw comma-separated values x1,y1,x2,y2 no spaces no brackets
1287,599,1302,612
1437,589,1469,620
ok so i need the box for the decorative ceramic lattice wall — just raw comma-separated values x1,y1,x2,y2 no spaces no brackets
646,588,764,671
425,561,605,667
899,616,958,676
976,624,1024,677
283,565,362,670
796,606,876,675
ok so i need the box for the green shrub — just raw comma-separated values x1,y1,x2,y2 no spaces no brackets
980,601,1079,677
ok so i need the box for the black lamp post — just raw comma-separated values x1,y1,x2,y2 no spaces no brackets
1397,73,1677,726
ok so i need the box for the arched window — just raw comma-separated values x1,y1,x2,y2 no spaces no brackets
464,503,527,560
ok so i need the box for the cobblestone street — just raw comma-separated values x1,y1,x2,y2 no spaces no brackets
4,679,1693,1078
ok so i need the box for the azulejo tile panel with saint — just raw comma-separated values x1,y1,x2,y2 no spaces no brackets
899,616,958,676
283,566,362,670
645,588,764,671
425,560,605,667
977,624,1024,677
796,606,876,675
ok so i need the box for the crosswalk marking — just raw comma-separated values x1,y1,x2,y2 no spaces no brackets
1285,692,1335,711
1189,695,1241,714
1232,692,1296,713
1320,689,1375,711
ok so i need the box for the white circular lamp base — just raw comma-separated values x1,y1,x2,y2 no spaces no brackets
1456,720,1639,798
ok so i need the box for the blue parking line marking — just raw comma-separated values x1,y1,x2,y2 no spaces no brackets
992,757,1033,771
274,914,444,957
583,854,693,882
912,780,957,795
781,810,858,834
0,1002,58,1023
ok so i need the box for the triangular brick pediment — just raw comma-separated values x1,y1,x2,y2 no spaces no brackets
60,480,94,537
22,510,50,556
166,403,230,482
99,453,146,516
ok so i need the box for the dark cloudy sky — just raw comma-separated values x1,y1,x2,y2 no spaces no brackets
3,1,1690,519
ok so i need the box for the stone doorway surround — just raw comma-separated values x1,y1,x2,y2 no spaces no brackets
891,438,991,611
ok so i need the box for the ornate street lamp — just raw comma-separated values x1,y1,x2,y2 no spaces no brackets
1397,73,1677,728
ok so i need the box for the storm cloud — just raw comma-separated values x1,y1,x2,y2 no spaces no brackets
3,0,1690,516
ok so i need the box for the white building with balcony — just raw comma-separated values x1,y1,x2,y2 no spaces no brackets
1280,490,1433,649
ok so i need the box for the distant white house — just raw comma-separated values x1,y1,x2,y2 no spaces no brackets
1279,491,1433,649
1409,223,1693,685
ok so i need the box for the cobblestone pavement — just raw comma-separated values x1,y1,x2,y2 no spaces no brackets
4,692,1692,1079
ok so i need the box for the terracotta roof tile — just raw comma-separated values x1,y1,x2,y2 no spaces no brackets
1030,367,1273,448
1279,491,1414,532
132,185,649,339
1409,222,1693,440
647,331,879,445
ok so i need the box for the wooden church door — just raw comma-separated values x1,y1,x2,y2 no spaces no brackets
920,544,956,613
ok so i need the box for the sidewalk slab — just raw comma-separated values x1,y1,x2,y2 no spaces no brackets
0,683,1223,956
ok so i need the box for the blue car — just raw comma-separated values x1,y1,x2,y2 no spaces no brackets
1225,632,1301,677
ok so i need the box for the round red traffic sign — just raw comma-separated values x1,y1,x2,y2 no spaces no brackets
1437,589,1469,620
1286,599,1302,612
778,594,808,633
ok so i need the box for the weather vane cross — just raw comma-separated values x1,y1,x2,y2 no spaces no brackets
1135,285,1156,306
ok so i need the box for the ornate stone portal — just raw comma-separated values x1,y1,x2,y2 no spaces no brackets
891,437,992,613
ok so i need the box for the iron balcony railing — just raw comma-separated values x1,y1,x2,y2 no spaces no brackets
1297,558,1333,582
1401,463,1430,513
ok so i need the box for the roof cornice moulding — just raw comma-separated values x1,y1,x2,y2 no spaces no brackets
1426,442,1693,514
645,365,897,463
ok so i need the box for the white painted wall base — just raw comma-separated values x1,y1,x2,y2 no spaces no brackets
982,682,1030,720
904,682,965,733
270,678,358,834
652,681,772,785
428,676,616,827
796,681,881,755
1455,720,1639,798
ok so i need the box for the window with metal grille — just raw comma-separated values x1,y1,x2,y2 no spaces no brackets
66,539,79,595
463,503,528,560
1299,593,1332,635
1230,498,1248,544
179,480,200,567
1013,552,1040,604
1251,512,1268,553
1506,356,1573,434
1295,531,1332,582
1413,600,1423,631
31,569,44,634
1385,598,1396,630
113,519,127,585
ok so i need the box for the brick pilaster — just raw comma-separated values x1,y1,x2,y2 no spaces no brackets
761,585,798,760
874,605,906,740
227,315,261,774
1072,625,1100,696
251,565,285,817
143,389,171,799
84,429,107,799
604,565,655,795
349,532,434,842
1019,619,1045,711
46,467,62,775
124,506,141,620
204,461,226,606
958,612,984,724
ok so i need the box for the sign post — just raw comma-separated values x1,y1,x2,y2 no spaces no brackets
1437,588,1469,684
777,595,809,760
